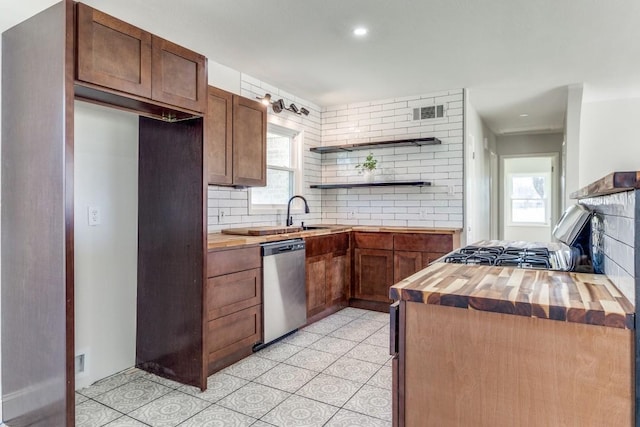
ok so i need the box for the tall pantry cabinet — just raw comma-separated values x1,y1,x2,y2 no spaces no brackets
2,2,208,426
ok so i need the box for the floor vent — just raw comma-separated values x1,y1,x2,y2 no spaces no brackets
75,354,85,374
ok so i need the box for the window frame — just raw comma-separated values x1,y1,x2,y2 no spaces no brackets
248,123,304,214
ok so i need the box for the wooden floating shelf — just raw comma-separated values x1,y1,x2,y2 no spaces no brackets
310,181,432,189
310,137,441,153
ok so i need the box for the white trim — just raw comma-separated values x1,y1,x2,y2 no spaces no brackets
248,122,305,215
499,153,560,241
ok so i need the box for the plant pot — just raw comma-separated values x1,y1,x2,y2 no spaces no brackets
363,169,376,182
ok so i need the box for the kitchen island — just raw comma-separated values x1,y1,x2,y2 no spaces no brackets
390,262,634,426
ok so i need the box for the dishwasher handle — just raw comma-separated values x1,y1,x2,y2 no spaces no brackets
261,239,305,256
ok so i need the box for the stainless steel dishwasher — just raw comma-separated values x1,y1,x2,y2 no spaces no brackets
261,239,307,345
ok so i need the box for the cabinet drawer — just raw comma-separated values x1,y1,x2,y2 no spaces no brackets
207,305,262,361
207,246,261,277
354,232,393,250
305,232,350,257
207,268,261,320
394,233,453,252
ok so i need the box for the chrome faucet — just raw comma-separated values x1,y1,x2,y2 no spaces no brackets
286,195,310,226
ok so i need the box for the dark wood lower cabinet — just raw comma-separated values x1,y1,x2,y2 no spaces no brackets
207,305,262,374
304,233,350,322
354,248,395,303
394,250,448,282
393,251,422,283
306,254,329,318
351,231,459,312
206,246,263,376
329,253,349,306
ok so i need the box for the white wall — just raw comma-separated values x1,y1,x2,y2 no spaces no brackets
0,36,3,424
579,97,640,187
318,89,464,228
564,84,582,209
73,101,138,390
465,92,495,243
208,61,241,95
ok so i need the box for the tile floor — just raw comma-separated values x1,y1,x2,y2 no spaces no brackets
76,307,392,426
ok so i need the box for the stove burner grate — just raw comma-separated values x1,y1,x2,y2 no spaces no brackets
445,244,557,269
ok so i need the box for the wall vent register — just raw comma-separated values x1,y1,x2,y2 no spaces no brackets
413,104,445,120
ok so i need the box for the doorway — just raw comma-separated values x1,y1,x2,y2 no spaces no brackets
500,154,559,242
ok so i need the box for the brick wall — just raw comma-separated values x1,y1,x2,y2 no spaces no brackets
318,89,464,227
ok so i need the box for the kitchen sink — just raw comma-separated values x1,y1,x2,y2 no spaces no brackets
302,225,330,230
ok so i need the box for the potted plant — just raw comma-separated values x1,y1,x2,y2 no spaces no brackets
355,152,378,182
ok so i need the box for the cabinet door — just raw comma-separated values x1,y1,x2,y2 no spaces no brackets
328,253,349,306
151,36,207,113
205,87,233,185
207,305,262,372
76,3,152,98
394,251,423,283
422,252,447,266
354,248,394,302
306,254,329,318
232,96,267,187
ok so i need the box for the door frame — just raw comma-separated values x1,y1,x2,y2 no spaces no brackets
498,152,560,241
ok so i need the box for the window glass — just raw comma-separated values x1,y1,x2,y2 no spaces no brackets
250,125,302,211
509,174,548,224
251,169,293,205
266,133,291,168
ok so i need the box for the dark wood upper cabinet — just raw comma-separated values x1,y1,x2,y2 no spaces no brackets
233,95,267,187
76,2,152,98
76,3,206,114
151,36,207,113
205,87,233,185
205,87,267,187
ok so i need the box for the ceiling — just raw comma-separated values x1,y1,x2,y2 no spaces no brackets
2,0,639,135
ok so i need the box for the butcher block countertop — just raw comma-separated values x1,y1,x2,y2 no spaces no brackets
390,262,634,329
208,225,461,250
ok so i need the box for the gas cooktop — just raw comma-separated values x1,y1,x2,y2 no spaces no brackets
444,240,576,271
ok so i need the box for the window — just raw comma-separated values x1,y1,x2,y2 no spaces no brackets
508,174,549,225
250,124,303,212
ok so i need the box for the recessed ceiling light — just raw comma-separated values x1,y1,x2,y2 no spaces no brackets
519,113,529,117
353,27,368,36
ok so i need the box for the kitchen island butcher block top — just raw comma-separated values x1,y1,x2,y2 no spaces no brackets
390,262,634,329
